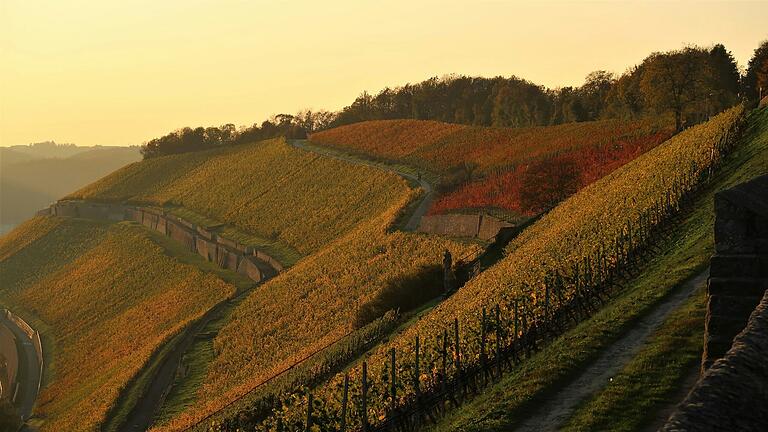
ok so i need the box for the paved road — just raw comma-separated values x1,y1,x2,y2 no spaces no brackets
512,270,709,432
0,314,41,423
288,139,434,231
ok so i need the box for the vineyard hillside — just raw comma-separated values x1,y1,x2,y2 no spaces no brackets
149,187,482,430
252,106,745,429
0,218,236,432
68,137,409,257
310,118,673,216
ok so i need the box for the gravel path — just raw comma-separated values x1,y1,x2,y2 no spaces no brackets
513,270,709,432
288,139,433,231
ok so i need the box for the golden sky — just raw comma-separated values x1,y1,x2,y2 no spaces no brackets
1,0,766,146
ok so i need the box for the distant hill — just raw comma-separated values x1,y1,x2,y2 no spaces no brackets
0,144,141,233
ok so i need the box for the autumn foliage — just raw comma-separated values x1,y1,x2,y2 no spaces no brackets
310,118,674,216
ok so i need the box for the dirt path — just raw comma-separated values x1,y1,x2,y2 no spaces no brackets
512,270,709,432
0,314,41,423
288,139,434,231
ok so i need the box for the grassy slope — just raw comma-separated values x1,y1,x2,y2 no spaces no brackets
559,106,768,432
430,107,768,431
152,190,482,430
0,218,235,432
68,137,408,257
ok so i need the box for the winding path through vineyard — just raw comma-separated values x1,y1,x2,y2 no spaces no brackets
117,261,276,432
512,269,709,432
288,139,434,231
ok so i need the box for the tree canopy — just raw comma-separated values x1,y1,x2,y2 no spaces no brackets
141,41,755,158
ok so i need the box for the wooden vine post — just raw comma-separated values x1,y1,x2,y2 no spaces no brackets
362,361,369,432
495,304,503,378
453,318,464,399
305,391,313,432
340,373,349,432
390,348,397,414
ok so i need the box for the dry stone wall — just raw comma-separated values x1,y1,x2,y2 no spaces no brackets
46,201,282,282
662,174,768,431
418,213,513,240
662,289,768,431
703,174,768,369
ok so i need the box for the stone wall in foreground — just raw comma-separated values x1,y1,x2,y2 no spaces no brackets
662,174,768,431
47,201,283,282
661,289,768,431
703,174,768,370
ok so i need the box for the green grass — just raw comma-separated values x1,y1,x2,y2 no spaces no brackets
427,106,768,432
561,285,707,432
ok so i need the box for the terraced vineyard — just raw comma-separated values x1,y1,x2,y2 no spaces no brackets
310,118,673,215
69,137,408,256
240,106,745,430
149,186,481,430
0,218,236,432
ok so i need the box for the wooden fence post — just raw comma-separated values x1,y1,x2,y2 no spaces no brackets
414,336,421,397
362,361,369,432
390,348,397,414
305,391,313,432
340,373,349,432
481,307,488,384
454,318,464,399
495,304,502,378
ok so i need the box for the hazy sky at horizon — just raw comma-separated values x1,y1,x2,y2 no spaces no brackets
1,0,766,147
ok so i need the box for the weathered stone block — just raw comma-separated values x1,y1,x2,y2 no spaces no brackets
708,277,768,297
156,216,167,235
477,214,514,241
142,212,159,230
710,255,768,278
196,226,214,240
255,250,283,272
217,236,237,249
237,257,262,282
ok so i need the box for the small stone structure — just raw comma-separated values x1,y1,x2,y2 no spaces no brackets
418,213,514,240
704,174,768,369
45,201,282,282
662,174,768,431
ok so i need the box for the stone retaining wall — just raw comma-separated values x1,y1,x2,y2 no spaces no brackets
46,201,283,282
662,174,768,431
661,289,768,431
703,174,768,369
418,213,514,240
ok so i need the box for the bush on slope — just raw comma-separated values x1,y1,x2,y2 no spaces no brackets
0,219,234,432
